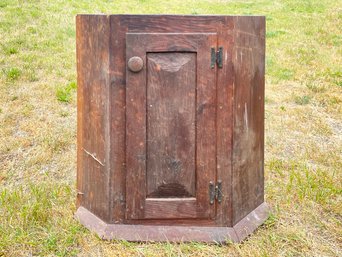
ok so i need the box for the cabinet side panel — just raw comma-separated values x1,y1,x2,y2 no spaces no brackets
76,15,110,222
232,16,265,224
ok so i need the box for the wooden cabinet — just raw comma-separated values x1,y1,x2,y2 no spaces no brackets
75,15,269,243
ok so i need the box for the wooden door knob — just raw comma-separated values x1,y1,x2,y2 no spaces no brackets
128,56,143,72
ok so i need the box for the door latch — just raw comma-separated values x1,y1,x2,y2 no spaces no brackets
210,47,223,69
209,180,223,204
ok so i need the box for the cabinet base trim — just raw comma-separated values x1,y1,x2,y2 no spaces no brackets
75,202,269,243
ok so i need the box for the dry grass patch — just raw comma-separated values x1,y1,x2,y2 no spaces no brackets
0,0,341,256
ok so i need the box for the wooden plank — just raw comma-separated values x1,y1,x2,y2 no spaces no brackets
76,206,239,243
195,34,217,219
146,52,196,198
232,16,266,224
215,16,234,226
75,203,269,242
125,34,147,220
109,15,127,224
124,217,217,226
233,202,269,242
76,15,111,222
76,15,84,210
120,15,226,33
145,198,202,219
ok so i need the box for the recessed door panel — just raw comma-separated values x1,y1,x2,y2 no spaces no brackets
147,52,196,198
126,33,217,220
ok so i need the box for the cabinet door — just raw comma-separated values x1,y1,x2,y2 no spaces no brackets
126,33,217,220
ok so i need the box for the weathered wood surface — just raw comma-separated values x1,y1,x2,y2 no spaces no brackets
105,16,236,225
76,15,266,240
75,202,269,243
146,52,197,198
76,15,111,222
232,16,266,224
125,33,217,220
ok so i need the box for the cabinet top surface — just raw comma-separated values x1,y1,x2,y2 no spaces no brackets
76,14,265,18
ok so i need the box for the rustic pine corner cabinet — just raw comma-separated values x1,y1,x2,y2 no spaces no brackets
75,14,268,243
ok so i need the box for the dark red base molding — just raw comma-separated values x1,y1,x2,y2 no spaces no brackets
75,203,269,243
75,202,269,243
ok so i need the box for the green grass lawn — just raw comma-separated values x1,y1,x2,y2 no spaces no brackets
0,0,341,256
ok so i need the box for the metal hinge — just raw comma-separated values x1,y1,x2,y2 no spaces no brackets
209,180,223,204
210,47,223,69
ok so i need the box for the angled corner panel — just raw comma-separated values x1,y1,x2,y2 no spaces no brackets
76,15,111,222
232,16,266,224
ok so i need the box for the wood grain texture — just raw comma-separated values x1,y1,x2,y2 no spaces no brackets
109,15,127,224
76,15,111,222
147,52,196,198
232,16,266,224
106,15,233,224
144,198,202,219
123,217,217,226
125,33,147,220
76,206,239,243
214,17,234,226
75,202,269,243
76,15,266,233
125,33,217,220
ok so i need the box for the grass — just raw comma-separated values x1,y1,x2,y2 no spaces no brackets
56,81,77,103
0,0,341,256
2,67,21,81
294,95,311,105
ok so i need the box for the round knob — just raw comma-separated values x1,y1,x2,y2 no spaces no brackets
128,56,143,72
